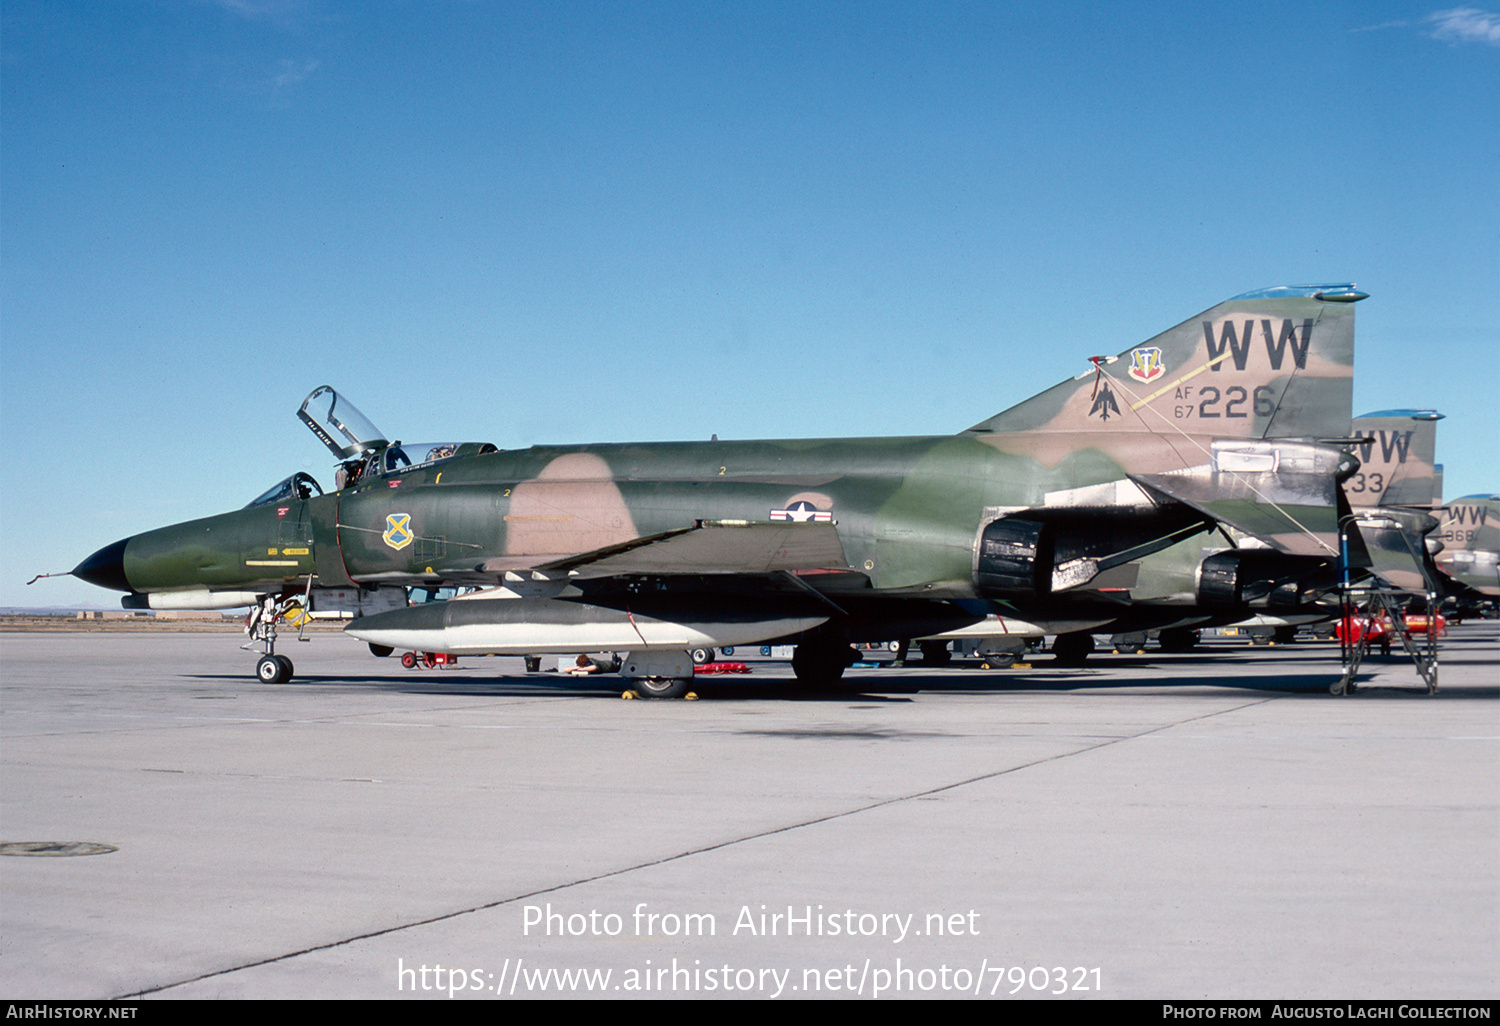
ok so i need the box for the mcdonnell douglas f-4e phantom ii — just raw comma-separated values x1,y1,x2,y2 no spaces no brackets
1342,410,1495,613
70,284,1371,695
1436,494,1500,608
1344,409,1452,599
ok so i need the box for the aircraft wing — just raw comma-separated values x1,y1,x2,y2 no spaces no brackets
347,521,855,657
1353,508,1443,594
529,520,851,578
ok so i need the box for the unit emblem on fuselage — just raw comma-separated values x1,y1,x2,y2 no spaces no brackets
383,513,414,550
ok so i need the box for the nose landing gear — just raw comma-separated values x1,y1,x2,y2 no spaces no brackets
245,596,298,684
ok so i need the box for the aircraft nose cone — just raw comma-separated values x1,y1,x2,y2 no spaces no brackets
72,538,133,592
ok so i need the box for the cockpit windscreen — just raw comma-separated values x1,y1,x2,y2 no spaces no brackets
245,472,324,509
380,443,460,475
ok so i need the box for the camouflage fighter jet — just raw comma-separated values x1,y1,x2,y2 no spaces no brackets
1343,411,1493,611
69,284,1368,694
1343,410,1448,596
1348,409,1444,510
1435,495,1500,604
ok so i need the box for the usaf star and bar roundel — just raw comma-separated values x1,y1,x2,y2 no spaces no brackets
771,500,833,522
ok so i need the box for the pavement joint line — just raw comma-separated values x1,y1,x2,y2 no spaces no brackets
114,694,1276,998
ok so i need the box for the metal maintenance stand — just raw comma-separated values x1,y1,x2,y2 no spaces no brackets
1332,512,1440,696
1333,584,1440,696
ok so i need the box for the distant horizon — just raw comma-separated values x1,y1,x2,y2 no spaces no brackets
0,605,235,615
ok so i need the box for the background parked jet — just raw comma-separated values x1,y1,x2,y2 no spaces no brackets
1341,410,1493,613
1347,409,1445,509
1435,494,1500,608
1343,409,1447,595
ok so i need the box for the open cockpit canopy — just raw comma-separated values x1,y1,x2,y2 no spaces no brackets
298,386,388,459
297,387,498,490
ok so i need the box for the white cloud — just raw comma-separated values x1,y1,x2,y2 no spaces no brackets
272,58,319,91
1427,7,1500,45
209,0,303,22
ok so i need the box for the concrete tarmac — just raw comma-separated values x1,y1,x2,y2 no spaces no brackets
2,625,1496,1000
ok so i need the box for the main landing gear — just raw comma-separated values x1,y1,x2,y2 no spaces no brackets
633,675,692,699
1051,632,1095,667
620,651,696,699
791,636,859,688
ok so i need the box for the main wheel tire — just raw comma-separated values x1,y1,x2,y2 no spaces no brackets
792,641,855,687
1158,627,1199,653
256,655,282,683
690,647,714,665
636,677,691,699
919,641,951,667
368,643,394,658
1052,632,1095,667
274,655,294,683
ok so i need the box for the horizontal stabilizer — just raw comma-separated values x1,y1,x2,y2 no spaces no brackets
1353,508,1442,593
1132,440,1350,557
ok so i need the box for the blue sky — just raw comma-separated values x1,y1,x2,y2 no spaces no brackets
2,1,1496,607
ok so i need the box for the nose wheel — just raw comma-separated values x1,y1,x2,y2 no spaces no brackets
256,654,294,684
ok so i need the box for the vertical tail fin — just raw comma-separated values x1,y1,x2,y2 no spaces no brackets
1347,410,1442,509
963,285,1363,448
